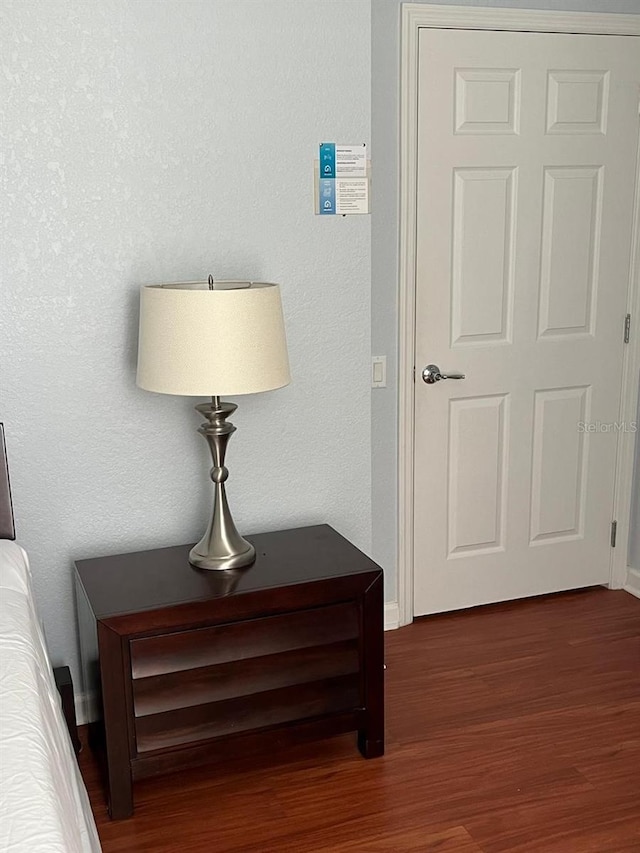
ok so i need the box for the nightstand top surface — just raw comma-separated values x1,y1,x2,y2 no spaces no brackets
75,524,381,618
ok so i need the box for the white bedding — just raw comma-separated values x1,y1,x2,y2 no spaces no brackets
0,540,101,853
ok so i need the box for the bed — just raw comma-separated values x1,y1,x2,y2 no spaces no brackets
0,424,101,852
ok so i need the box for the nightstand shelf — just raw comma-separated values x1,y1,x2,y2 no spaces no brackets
75,525,384,819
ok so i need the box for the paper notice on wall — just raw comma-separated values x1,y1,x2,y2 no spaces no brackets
335,145,367,177
316,143,370,215
335,177,368,214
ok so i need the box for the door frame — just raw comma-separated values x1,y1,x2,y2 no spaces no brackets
398,3,640,627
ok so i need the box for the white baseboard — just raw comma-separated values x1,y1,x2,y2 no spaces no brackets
624,568,640,599
76,691,98,727
385,600,400,630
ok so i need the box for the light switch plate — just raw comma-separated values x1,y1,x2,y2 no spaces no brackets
372,356,387,388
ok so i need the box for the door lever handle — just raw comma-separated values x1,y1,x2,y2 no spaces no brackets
422,364,466,384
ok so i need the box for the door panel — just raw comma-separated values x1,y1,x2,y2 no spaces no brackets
538,166,602,338
447,394,509,557
529,385,591,545
413,29,639,616
451,168,516,345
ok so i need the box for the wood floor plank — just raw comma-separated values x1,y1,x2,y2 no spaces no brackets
290,824,485,853
79,588,640,852
464,788,640,852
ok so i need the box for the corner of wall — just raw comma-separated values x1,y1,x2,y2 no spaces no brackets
624,567,640,599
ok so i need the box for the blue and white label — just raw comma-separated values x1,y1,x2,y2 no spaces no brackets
319,143,336,178
319,177,336,215
317,143,369,216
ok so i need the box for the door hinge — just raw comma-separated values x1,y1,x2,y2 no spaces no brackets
413,365,416,382
611,520,617,548
624,314,631,344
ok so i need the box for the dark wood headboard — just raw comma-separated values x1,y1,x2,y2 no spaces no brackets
0,424,16,540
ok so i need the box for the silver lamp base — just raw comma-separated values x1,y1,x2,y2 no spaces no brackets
189,399,256,571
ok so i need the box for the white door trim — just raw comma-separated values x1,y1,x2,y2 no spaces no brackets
398,4,640,627
613,135,640,591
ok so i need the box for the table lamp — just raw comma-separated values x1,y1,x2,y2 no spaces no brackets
136,279,290,570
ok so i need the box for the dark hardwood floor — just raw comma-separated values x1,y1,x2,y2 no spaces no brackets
79,587,640,852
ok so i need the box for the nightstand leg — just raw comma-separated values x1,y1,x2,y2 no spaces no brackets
98,623,135,819
358,728,384,758
359,573,385,759
107,768,134,820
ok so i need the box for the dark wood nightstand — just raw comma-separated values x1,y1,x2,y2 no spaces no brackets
75,524,384,819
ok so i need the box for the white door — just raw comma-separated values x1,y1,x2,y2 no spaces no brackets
413,28,639,616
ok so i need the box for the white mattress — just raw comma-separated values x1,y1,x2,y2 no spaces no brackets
0,540,101,853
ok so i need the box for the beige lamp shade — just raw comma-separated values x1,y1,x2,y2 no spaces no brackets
136,281,291,396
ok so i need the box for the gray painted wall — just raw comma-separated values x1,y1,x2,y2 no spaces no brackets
1,0,371,692
371,0,640,601
629,378,640,570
